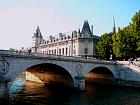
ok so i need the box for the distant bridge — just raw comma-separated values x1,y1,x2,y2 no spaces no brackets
0,49,140,98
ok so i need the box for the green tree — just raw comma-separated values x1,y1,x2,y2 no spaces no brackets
96,33,112,60
97,10,140,60
112,10,140,59
130,10,140,56
112,27,135,59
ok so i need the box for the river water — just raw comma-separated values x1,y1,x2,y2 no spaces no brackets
2,77,140,105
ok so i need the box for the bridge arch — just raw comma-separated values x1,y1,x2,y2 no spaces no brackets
85,66,115,85
6,59,74,90
26,63,74,87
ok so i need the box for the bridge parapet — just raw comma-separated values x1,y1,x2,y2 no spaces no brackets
0,49,116,64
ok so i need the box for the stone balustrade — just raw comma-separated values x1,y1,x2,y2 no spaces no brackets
0,49,115,64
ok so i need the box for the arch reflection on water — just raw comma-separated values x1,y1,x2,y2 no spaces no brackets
86,67,115,85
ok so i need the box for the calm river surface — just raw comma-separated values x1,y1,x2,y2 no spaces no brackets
2,77,140,105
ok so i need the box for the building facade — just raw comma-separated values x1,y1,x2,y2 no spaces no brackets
31,21,100,57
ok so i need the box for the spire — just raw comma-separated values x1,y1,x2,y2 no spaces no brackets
113,16,116,33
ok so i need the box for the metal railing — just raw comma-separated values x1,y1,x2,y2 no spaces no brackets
0,49,115,64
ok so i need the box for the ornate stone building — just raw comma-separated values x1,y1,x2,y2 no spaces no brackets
31,21,100,57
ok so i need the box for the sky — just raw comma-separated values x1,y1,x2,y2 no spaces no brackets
0,0,140,50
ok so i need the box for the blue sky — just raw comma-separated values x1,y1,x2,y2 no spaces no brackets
0,0,140,49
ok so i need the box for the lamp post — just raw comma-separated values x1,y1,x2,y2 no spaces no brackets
110,49,112,60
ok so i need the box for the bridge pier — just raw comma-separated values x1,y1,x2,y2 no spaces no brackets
74,76,85,90
0,76,9,100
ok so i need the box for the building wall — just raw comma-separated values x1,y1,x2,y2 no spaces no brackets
36,37,95,57
93,39,99,55
37,38,75,56
78,38,94,56
31,21,100,57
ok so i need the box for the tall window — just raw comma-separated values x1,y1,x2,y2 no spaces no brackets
66,48,68,56
59,49,61,55
62,48,64,55
54,49,56,55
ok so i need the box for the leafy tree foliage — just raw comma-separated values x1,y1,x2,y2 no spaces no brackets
96,10,140,60
96,33,112,60
112,26,135,59
113,10,140,59
130,10,140,56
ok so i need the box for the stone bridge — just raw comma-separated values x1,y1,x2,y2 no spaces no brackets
0,49,140,98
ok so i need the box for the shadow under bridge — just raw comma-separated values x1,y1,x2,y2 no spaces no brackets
25,63,74,88
86,67,115,85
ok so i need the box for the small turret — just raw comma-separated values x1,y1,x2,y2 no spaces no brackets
78,28,81,37
91,25,93,35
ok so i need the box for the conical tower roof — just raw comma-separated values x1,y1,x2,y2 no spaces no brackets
81,20,92,37
34,26,43,38
82,20,90,31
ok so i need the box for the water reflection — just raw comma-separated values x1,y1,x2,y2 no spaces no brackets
7,78,140,105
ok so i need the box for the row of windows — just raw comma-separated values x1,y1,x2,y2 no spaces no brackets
42,34,79,44
41,47,69,56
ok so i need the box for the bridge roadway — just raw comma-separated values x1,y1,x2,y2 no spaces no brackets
0,49,140,99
